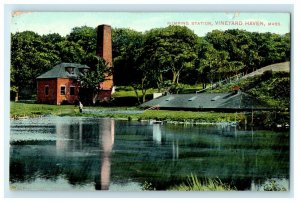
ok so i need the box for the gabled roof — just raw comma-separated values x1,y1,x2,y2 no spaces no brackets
37,63,90,79
140,91,269,110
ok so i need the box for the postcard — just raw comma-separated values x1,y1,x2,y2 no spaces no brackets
8,10,291,195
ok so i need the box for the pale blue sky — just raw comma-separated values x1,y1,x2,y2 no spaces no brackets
11,12,290,36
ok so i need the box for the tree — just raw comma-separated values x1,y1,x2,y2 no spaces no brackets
56,40,85,63
67,26,97,53
42,33,64,44
11,31,60,100
198,44,228,84
111,28,155,103
79,56,111,105
130,56,157,104
142,26,198,90
112,28,145,86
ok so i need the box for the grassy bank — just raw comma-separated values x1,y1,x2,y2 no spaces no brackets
10,102,77,118
72,110,242,124
10,102,288,129
10,102,243,124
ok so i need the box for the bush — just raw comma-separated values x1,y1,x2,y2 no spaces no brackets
170,175,236,191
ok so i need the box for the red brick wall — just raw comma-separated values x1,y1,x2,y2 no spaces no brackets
37,78,80,105
98,90,113,102
56,78,80,105
37,79,57,104
96,25,112,65
96,25,113,92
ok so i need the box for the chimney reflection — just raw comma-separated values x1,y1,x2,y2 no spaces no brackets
100,119,115,190
172,140,179,160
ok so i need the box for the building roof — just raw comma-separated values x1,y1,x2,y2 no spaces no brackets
140,91,269,111
36,63,90,79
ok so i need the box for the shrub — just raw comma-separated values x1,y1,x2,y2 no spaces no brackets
170,175,236,191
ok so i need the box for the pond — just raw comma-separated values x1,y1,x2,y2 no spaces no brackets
9,116,289,191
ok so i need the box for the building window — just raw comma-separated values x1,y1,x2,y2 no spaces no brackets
66,67,75,74
45,86,49,96
60,86,66,95
70,86,75,96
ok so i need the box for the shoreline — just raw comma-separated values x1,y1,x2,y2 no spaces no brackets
10,102,289,130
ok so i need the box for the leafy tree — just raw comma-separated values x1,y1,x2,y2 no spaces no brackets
112,28,145,86
142,26,198,89
198,44,228,84
56,40,85,63
10,26,290,103
67,26,97,53
42,33,64,44
11,31,60,99
79,56,111,105
130,57,157,104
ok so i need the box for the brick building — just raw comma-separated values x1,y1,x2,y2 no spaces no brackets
37,63,89,105
36,24,113,105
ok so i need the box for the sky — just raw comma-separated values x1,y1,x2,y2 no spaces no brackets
10,12,290,36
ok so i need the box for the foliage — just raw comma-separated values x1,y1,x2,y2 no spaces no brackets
79,57,110,89
142,26,198,87
112,28,151,103
209,71,290,109
79,56,111,104
142,181,156,191
112,28,145,86
11,26,290,103
11,31,61,99
170,175,236,191
67,26,97,53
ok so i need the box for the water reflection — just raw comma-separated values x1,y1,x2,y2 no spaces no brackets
152,124,162,144
55,118,115,190
99,119,115,190
55,118,83,154
10,117,289,191
172,140,179,160
153,123,179,159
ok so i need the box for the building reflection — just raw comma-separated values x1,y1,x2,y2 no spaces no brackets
153,123,179,160
54,117,115,190
152,123,162,144
55,119,82,154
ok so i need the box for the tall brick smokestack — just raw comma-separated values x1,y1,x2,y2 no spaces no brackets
96,24,113,92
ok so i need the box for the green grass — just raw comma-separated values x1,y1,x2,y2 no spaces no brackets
209,71,290,109
10,102,78,118
138,110,242,123
10,102,139,118
12,102,286,128
113,87,158,98
170,175,236,191
10,102,244,124
71,109,242,124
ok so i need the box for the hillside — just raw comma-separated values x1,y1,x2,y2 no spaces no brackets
242,62,290,79
210,62,290,110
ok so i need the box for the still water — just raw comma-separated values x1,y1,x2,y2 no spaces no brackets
10,116,289,191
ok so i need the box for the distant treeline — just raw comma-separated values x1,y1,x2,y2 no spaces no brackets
10,26,290,100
